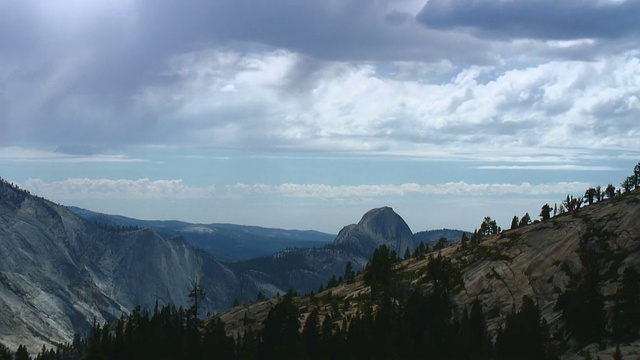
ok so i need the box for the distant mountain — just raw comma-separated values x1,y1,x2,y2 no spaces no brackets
333,206,414,256
0,181,260,350
413,228,470,247
229,207,465,295
68,207,334,262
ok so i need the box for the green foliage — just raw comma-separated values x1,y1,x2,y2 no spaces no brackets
495,296,549,360
15,345,31,360
613,345,623,360
457,300,492,360
563,195,582,213
344,261,355,283
556,269,606,346
258,293,306,359
612,267,640,342
413,241,430,258
519,212,532,227
605,184,616,199
426,253,463,292
0,343,12,360
510,215,519,230
433,237,448,251
364,244,398,297
540,203,552,221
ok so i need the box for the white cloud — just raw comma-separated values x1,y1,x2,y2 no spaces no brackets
22,178,215,200
475,165,621,171
0,147,145,163
21,178,591,202
228,182,591,198
133,48,640,161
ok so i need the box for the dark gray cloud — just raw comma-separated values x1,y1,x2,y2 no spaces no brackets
417,0,640,41
1,0,639,158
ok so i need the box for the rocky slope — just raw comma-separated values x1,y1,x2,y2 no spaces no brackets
0,178,465,350
220,190,640,359
0,181,258,350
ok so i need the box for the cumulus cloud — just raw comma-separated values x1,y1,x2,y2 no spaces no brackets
1,0,639,165
135,48,640,160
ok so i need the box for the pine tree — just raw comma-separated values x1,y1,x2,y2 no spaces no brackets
519,213,531,227
613,345,623,360
510,215,519,230
342,261,354,284
605,184,616,199
496,296,548,360
612,267,640,342
188,280,205,325
15,345,30,360
302,309,322,360
540,204,552,221
259,293,305,359
0,343,13,360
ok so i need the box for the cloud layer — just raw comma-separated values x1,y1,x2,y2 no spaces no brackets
22,178,590,201
1,0,638,163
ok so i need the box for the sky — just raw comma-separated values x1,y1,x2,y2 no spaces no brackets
1,0,639,234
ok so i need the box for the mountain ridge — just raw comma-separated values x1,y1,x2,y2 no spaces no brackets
68,206,334,262
219,188,640,359
0,181,260,350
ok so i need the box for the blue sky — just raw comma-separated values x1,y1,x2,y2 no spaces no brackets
1,0,639,233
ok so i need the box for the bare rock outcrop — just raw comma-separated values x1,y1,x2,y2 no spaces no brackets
0,182,257,349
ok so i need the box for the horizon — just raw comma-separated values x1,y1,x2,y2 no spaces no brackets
1,1,639,234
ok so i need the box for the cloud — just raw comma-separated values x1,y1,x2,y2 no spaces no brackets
21,178,591,202
475,165,621,171
417,0,640,41
136,48,640,160
1,0,639,166
0,147,145,163
228,181,591,198
22,178,215,200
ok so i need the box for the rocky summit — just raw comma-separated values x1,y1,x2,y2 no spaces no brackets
228,206,424,297
333,206,414,256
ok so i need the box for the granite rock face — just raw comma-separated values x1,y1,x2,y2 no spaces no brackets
0,182,256,350
333,206,414,256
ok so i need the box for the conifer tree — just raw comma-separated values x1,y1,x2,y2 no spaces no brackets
540,204,552,221
15,345,30,360
510,215,519,230
0,344,12,360
612,267,640,342
496,296,548,360
302,309,322,360
613,345,623,360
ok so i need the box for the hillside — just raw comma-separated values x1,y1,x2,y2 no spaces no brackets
0,180,260,350
68,207,334,262
0,178,470,352
228,207,464,296
218,189,640,359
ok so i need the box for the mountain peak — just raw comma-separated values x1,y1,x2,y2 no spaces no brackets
333,206,414,256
